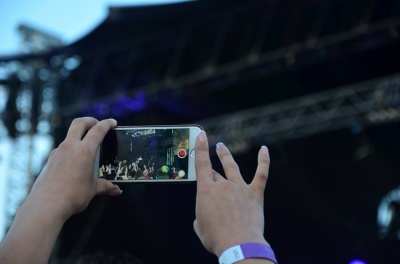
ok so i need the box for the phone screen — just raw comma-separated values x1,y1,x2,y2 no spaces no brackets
99,127,192,181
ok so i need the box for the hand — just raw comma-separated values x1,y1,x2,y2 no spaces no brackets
29,117,122,220
194,131,271,257
0,117,123,264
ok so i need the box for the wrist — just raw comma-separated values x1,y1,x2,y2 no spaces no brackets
215,235,269,257
22,189,73,223
218,242,277,264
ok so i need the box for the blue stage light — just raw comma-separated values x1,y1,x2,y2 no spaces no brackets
349,260,366,264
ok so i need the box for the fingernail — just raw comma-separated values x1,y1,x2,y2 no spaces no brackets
216,142,225,151
198,131,207,142
110,185,122,196
261,145,269,155
109,118,117,123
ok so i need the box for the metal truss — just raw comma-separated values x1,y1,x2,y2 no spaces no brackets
145,18,400,97
199,74,400,152
0,61,58,240
48,0,400,119
17,24,63,54
0,24,65,241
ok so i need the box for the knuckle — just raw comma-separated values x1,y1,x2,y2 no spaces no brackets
220,181,234,191
224,161,239,171
195,144,208,152
258,171,269,181
198,184,212,195
94,120,107,129
71,117,83,126
217,150,230,158
91,121,110,136
58,141,71,152
85,131,99,141
49,148,57,157
79,143,94,156
196,158,211,168
260,155,271,166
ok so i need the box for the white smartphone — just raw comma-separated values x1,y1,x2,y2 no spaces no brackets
94,125,202,183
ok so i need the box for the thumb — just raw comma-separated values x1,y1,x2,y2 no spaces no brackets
96,179,123,196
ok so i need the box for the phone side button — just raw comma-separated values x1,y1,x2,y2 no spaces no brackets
190,149,195,158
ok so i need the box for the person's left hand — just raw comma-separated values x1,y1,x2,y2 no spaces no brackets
29,117,122,220
193,132,271,257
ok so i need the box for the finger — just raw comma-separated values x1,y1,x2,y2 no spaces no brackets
66,117,99,141
212,170,225,182
250,145,271,196
193,219,200,237
216,142,244,184
195,131,214,186
96,179,123,196
82,118,118,152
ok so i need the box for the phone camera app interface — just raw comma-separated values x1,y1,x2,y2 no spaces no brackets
99,128,189,181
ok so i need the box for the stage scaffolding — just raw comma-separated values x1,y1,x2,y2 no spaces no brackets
199,74,400,153
0,24,64,240
55,0,400,118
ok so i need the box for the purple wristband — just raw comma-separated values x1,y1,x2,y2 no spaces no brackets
241,243,277,262
219,242,278,264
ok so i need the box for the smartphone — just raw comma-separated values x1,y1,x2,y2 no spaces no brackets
94,125,202,183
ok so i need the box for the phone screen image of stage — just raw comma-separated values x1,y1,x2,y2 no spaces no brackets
99,128,190,180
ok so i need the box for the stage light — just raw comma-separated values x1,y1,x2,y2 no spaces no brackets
349,260,366,264
63,56,81,71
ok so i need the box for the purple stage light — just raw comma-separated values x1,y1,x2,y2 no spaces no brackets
349,260,366,264
83,90,148,118
117,91,147,112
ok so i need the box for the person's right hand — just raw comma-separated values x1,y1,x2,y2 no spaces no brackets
30,117,122,220
193,131,271,257
0,117,122,264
